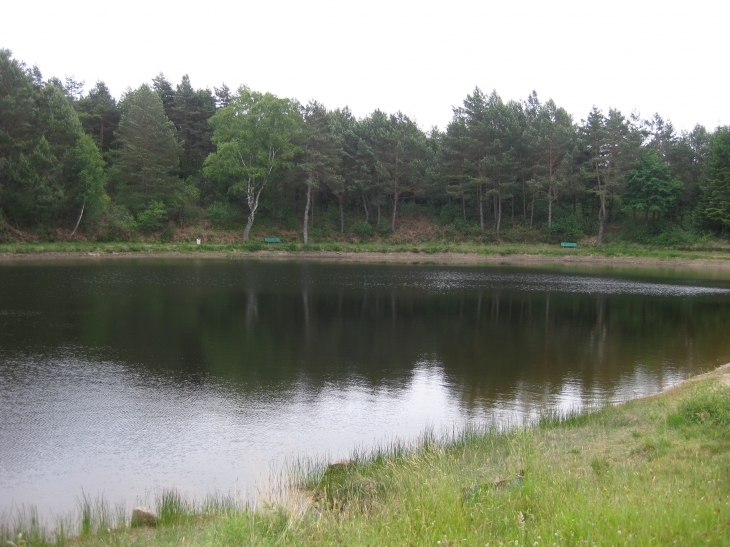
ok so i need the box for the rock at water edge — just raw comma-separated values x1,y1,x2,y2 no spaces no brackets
131,506,157,527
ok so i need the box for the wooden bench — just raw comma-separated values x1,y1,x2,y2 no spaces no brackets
264,238,281,244
560,242,577,248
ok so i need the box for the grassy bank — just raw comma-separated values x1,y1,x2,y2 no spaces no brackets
4,366,729,546
4,240,730,265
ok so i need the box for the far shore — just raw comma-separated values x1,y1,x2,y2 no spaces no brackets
3,246,730,271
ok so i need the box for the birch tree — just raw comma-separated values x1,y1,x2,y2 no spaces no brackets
205,87,301,241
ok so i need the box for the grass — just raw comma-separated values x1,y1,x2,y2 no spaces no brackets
3,368,729,546
4,239,730,265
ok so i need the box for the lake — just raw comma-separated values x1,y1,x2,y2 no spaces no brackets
2,258,730,520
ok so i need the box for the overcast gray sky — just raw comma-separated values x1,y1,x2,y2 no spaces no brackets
3,0,728,133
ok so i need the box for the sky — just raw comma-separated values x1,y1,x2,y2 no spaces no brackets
3,0,728,133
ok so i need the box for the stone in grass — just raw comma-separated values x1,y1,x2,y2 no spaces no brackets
131,506,157,527
327,459,353,471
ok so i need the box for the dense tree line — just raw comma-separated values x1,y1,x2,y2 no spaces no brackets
1,49,728,244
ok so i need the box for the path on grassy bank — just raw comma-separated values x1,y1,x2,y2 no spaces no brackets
4,241,730,272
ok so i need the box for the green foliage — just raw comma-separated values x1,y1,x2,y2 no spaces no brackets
542,210,588,241
205,86,302,241
672,381,730,427
76,81,120,153
73,134,109,227
623,150,682,219
625,219,699,247
206,201,241,228
438,202,461,224
0,49,726,246
0,59,89,228
137,201,168,232
111,84,183,216
105,203,136,236
701,127,730,230
450,217,481,236
350,220,374,237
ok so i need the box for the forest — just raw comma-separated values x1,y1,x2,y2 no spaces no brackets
1,48,729,246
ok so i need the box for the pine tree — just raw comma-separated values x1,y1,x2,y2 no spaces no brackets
702,127,730,229
111,84,182,218
301,101,343,244
77,81,120,153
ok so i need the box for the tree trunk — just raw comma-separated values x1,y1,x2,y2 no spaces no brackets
243,212,256,242
376,194,381,228
338,196,344,233
597,194,606,246
548,192,553,229
70,200,85,237
303,183,312,245
530,189,535,228
391,193,400,233
362,190,370,223
478,184,484,234
522,179,527,220
496,195,502,236
608,194,614,222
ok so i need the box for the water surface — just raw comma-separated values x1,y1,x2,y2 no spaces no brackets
1,259,729,519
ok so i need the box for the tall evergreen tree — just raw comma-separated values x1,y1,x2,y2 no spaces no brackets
170,75,216,179
300,101,343,244
526,96,574,229
384,112,428,233
111,84,182,218
77,81,120,153
152,73,175,117
701,127,730,230
579,107,636,245
0,49,38,216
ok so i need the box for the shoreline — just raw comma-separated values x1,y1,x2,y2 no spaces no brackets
3,248,730,271
3,360,728,545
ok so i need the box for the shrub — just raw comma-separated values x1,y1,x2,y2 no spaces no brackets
624,219,698,247
106,204,137,236
439,203,461,224
137,201,168,232
543,212,585,242
450,218,481,236
206,201,241,228
351,220,374,237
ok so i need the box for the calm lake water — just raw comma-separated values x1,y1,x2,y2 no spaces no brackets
2,258,730,520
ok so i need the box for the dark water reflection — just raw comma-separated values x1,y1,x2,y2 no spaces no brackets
2,259,730,518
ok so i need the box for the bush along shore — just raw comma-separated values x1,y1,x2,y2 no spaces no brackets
3,365,729,547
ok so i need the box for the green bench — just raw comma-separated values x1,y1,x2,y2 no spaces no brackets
264,238,281,244
560,242,577,248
